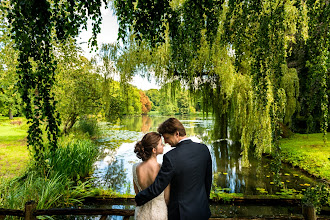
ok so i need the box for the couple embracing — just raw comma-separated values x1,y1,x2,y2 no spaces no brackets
133,118,213,220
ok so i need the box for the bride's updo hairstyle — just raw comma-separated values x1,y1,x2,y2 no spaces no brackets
134,132,161,161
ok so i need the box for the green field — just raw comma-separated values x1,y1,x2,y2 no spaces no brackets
0,117,29,178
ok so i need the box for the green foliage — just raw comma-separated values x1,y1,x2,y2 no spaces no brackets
289,0,329,140
121,85,142,115
146,89,161,111
0,171,96,210
302,184,330,213
55,39,102,133
112,0,329,164
280,65,299,126
303,0,329,142
94,43,125,122
0,3,21,119
149,85,199,115
75,117,100,138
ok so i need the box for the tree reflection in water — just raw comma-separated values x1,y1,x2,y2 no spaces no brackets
141,115,152,133
213,140,245,193
102,159,128,193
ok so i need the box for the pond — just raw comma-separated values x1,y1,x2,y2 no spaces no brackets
92,115,318,197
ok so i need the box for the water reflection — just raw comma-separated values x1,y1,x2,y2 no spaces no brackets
94,115,318,196
213,140,245,193
103,159,128,192
141,115,152,132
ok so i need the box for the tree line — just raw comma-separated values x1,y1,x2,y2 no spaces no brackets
0,35,201,128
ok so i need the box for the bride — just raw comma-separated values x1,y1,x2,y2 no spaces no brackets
133,132,170,220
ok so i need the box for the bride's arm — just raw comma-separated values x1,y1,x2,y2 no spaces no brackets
164,184,170,205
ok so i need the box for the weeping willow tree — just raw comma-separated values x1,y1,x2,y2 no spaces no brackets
112,0,328,165
299,0,329,141
3,0,107,164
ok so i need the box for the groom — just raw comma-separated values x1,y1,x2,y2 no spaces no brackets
135,118,212,220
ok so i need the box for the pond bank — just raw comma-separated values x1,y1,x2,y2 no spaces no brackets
278,133,330,182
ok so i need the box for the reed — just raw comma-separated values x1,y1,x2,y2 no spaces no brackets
46,139,99,180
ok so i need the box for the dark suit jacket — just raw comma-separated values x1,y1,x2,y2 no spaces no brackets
135,139,212,220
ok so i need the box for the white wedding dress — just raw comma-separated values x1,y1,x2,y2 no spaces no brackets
133,163,168,220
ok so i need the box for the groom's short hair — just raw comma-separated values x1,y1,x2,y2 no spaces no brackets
158,118,186,136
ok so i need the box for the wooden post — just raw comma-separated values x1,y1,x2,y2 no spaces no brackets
0,215,5,220
25,201,37,220
123,216,130,220
302,204,316,220
100,215,107,220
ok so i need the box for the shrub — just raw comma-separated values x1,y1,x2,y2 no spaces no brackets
76,117,100,138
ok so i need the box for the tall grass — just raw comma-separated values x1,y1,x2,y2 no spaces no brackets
0,139,99,210
0,172,70,209
46,139,99,180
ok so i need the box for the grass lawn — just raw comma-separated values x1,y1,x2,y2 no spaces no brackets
279,133,330,181
0,116,30,179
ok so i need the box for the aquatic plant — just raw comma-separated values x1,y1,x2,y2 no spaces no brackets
210,172,243,203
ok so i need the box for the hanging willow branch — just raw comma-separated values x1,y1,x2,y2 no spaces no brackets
113,0,314,164
6,0,106,164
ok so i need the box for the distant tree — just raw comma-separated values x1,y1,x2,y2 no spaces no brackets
93,43,124,121
139,91,152,114
55,39,102,133
177,92,190,115
0,6,20,119
146,89,161,111
121,85,142,115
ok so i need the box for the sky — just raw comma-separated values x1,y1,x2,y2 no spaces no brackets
76,5,160,91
